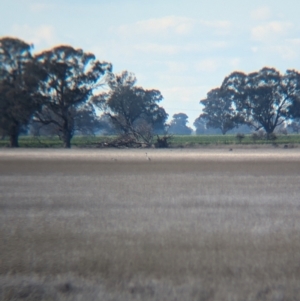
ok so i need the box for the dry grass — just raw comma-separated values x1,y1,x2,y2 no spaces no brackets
1,149,300,300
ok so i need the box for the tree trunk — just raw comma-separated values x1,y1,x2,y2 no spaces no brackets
61,117,72,148
265,127,274,139
9,132,19,147
62,132,71,148
63,139,71,148
62,129,71,148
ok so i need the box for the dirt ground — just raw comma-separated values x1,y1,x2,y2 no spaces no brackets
1,148,300,300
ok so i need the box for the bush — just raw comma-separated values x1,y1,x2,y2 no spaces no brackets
266,132,277,141
154,135,173,148
235,133,245,143
251,130,266,142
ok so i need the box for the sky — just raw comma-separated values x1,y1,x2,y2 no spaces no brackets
1,0,300,128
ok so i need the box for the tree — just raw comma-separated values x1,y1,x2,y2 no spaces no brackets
285,69,300,120
34,45,111,148
288,119,300,134
97,114,117,135
168,113,192,135
193,115,207,134
193,115,222,134
93,71,168,145
0,37,44,147
30,103,102,137
222,67,292,135
74,103,103,136
199,87,242,135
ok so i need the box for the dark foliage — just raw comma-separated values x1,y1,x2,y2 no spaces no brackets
168,113,192,135
0,37,45,147
286,70,300,120
199,88,242,135
33,45,111,148
93,71,168,145
193,115,207,134
221,67,292,134
235,133,245,143
31,103,102,137
154,134,173,148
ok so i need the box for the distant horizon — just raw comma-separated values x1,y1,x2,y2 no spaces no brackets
1,0,300,128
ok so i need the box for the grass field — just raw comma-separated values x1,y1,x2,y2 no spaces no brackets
1,149,300,300
171,133,300,146
1,133,300,148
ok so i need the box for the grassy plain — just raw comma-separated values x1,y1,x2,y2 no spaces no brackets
1,134,300,148
1,149,300,300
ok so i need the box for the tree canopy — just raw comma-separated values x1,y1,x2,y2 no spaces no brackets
285,69,300,120
92,71,168,145
199,67,300,135
168,113,192,135
199,87,242,135
4,35,300,147
33,45,112,148
0,37,44,147
221,67,292,134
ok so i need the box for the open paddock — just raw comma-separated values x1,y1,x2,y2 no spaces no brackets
1,149,300,300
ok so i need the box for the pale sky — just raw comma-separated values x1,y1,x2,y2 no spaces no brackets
1,0,300,128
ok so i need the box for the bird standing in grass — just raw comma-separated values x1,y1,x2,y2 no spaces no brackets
145,152,151,161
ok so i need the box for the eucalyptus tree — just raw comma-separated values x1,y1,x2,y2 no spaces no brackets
199,87,242,134
92,71,168,145
168,113,192,135
285,69,300,120
193,115,207,134
31,103,102,137
0,37,44,147
34,45,112,148
221,67,292,135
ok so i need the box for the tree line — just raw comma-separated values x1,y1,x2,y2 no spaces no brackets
0,37,196,148
1,37,300,148
196,67,300,136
